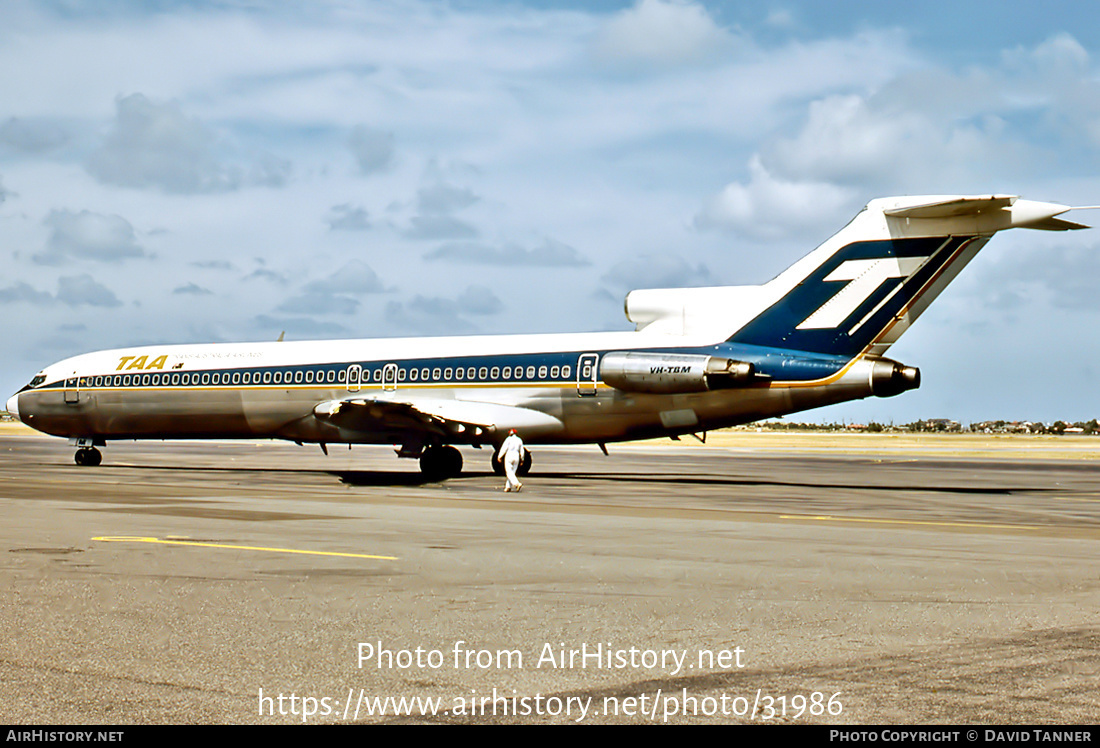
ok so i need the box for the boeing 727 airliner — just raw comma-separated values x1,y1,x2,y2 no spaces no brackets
5,195,1091,477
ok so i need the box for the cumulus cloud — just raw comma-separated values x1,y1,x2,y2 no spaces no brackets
302,261,387,295
191,260,235,271
244,267,289,284
385,285,503,334
56,274,123,308
275,261,388,317
0,117,71,153
348,125,395,175
403,215,479,241
596,0,734,68
87,94,240,193
249,153,292,188
173,283,213,296
0,281,54,305
327,204,371,231
35,209,147,265
417,183,479,214
401,178,483,240
0,276,121,308
695,156,856,240
426,238,589,266
455,285,504,316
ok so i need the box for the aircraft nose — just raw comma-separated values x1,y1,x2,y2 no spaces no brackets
5,394,19,421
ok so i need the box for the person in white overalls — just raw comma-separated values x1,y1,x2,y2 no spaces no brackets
499,429,526,492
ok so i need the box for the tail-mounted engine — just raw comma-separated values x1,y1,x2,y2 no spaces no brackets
868,357,921,398
600,352,760,394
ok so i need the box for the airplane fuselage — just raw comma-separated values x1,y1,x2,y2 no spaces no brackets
9,330,884,448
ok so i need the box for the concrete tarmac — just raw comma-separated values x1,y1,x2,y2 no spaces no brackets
1,433,1098,724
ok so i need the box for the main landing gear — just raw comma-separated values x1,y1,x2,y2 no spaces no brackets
419,445,463,480
491,448,532,476
416,444,534,481
74,447,102,466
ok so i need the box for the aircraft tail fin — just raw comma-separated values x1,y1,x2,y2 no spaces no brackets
627,195,1088,358
728,195,1087,357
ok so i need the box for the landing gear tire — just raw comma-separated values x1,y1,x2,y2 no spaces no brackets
419,445,463,480
74,447,102,467
491,450,505,476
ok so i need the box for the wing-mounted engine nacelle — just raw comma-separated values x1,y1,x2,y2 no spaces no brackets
868,357,921,398
601,352,758,394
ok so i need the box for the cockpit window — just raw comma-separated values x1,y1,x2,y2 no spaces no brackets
28,374,46,388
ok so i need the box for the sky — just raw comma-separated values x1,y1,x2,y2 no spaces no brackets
2,0,1099,426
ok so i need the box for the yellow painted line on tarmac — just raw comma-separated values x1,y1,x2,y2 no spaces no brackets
778,515,1041,532
92,535,397,560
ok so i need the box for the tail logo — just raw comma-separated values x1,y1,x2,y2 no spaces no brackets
795,256,929,332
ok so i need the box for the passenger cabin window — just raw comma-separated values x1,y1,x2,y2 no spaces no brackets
526,366,535,379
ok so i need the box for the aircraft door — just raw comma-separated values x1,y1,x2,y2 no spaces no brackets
64,373,80,404
382,363,398,392
577,353,599,397
346,364,362,392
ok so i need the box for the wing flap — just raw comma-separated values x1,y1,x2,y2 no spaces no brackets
314,395,564,438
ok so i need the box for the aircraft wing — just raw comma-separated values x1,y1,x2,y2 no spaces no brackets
312,394,564,440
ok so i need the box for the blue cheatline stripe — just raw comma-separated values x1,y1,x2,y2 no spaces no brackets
729,237,970,357
41,342,855,393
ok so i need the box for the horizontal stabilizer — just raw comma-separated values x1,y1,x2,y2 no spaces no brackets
884,194,1086,231
884,195,1016,219
1022,216,1090,231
